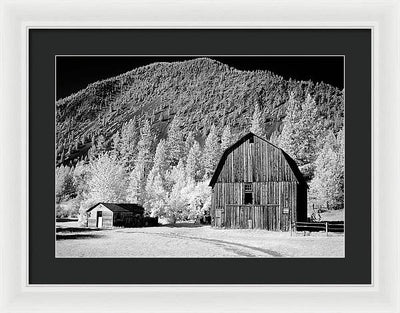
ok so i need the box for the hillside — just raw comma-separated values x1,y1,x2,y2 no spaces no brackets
56,57,344,166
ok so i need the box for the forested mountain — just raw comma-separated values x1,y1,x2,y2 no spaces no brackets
56,58,343,166
55,58,344,220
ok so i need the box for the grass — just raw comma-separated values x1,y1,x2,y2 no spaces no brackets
319,209,344,221
56,221,344,258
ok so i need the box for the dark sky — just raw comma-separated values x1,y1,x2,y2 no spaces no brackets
56,56,344,100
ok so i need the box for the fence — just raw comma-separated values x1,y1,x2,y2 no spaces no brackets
291,221,344,236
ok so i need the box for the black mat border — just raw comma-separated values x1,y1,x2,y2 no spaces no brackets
29,29,371,284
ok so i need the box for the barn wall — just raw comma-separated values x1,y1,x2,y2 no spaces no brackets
211,181,297,230
113,212,146,227
216,136,298,184
87,204,113,228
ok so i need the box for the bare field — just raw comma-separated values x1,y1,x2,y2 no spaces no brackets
56,222,344,258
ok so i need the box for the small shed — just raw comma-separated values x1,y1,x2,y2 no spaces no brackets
86,203,145,228
209,132,307,231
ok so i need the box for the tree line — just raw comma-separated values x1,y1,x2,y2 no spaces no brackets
56,92,344,222
56,115,237,223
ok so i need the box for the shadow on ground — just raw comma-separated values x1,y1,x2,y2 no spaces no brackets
56,218,78,223
56,227,100,233
56,233,104,240
56,226,104,241
160,222,205,228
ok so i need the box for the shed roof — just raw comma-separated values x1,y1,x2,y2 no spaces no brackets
86,203,144,213
209,132,307,187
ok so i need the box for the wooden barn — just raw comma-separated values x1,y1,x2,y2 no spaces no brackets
86,203,147,228
209,132,307,231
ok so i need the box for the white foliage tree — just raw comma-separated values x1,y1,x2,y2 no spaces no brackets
181,180,212,220
220,124,233,152
55,165,75,203
127,119,153,204
202,125,220,179
165,159,187,223
184,131,196,158
250,103,264,137
118,118,138,171
277,93,324,167
145,173,168,217
309,130,344,209
165,115,185,166
185,140,202,182
87,152,127,202
144,140,168,215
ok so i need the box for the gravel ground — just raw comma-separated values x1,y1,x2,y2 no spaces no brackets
56,222,344,258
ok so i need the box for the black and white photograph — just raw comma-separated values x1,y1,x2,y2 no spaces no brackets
55,56,345,258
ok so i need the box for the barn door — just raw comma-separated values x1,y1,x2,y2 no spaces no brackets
96,211,103,228
215,209,222,227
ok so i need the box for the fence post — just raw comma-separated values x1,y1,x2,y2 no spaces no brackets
325,222,328,236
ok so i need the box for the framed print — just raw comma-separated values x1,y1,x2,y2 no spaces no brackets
55,54,345,260
1,0,400,312
33,30,361,284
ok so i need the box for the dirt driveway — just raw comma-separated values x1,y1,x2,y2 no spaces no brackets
56,222,344,258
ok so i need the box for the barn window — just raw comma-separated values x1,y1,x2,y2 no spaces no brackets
244,184,252,192
244,183,253,205
249,136,254,144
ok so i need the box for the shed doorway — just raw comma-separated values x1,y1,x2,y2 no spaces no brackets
96,211,103,228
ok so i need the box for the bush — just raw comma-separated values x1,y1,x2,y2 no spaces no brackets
56,204,69,218
55,200,80,219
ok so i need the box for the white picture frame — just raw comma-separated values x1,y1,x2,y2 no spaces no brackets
1,0,399,312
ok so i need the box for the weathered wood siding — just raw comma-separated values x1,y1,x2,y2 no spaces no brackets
87,204,113,228
87,204,153,228
113,212,146,227
210,135,306,231
211,182,297,231
215,136,298,183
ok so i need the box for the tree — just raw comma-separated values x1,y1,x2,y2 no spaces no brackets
119,118,138,171
309,130,344,210
165,159,187,223
111,131,121,154
250,103,264,137
126,119,153,204
181,180,212,220
144,173,168,217
186,140,202,182
88,134,107,160
269,130,279,145
277,93,324,167
60,148,65,164
72,160,90,200
220,124,233,152
87,152,127,202
202,125,221,179
165,115,185,166
147,139,167,182
184,131,195,158
144,140,168,214
96,135,107,154
55,165,75,203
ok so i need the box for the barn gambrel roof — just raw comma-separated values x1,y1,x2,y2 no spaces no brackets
208,132,307,187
